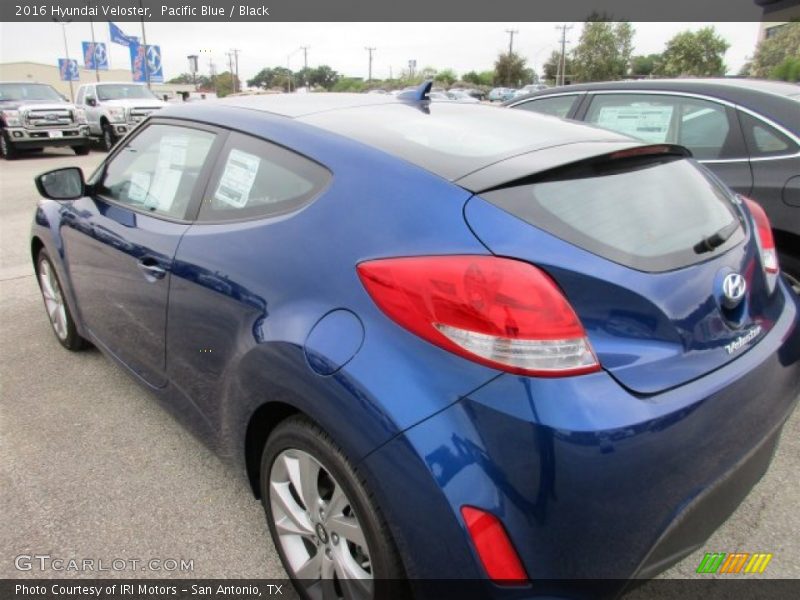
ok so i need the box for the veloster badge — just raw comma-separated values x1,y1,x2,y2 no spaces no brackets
725,325,762,355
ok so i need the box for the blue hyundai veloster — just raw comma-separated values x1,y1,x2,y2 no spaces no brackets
31,84,800,599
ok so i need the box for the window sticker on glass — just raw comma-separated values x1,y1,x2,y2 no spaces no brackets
214,149,261,208
142,135,189,211
595,105,674,143
128,172,151,204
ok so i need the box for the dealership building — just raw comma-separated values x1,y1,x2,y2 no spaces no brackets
0,61,194,101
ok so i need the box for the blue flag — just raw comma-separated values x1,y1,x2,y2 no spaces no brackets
129,42,163,83
58,59,80,81
82,42,109,70
109,22,132,46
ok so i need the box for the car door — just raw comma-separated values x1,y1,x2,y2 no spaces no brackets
61,120,223,387
579,92,754,196
736,108,800,246
166,130,331,416
80,84,102,134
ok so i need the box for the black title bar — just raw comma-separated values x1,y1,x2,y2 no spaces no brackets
3,0,800,22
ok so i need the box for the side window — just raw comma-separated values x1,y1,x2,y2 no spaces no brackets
514,95,579,118
75,87,85,105
198,132,330,222
738,110,798,157
96,123,216,220
677,99,732,159
585,94,737,159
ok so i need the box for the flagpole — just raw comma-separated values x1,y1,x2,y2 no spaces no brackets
89,18,99,82
139,0,150,88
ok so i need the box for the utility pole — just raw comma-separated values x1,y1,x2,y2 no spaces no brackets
138,0,150,88
555,24,573,86
226,52,235,94
56,21,74,101
300,46,310,88
88,1,100,82
365,47,376,82
229,48,241,94
505,28,519,55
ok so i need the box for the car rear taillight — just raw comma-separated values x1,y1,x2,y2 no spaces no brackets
461,506,528,584
357,256,600,376
742,197,779,292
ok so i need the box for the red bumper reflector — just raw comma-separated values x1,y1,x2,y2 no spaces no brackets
461,506,529,585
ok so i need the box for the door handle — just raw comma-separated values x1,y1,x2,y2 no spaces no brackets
137,257,167,281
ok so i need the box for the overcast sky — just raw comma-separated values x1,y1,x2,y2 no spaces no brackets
0,22,762,83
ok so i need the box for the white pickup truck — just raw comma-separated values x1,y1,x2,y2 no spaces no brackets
75,82,166,151
0,81,91,160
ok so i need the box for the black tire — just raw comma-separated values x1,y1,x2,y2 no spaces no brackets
0,130,18,160
35,249,89,351
100,122,116,152
73,144,91,156
779,252,800,295
261,416,407,600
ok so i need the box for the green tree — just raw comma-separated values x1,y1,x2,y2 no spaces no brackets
310,65,341,89
772,57,800,82
331,77,365,92
247,67,278,89
214,71,240,97
655,26,730,77
494,52,529,87
543,50,572,84
434,68,458,87
571,19,634,82
630,54,661,78
746,22,800,79
168,72,212,88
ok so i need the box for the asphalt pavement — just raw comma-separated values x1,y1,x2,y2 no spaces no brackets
1,148,798,586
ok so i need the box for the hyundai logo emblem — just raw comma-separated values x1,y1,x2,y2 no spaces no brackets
721,272,747,309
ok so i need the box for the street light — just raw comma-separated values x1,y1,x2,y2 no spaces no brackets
187,55,198,91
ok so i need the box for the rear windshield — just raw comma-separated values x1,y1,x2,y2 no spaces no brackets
481,156,744,272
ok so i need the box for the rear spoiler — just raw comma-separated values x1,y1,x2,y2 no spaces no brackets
458,142,691,194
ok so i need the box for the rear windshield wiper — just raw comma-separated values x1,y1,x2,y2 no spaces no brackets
694,220,739,254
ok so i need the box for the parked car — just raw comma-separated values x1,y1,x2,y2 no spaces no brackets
505,78,800,290
511,83,549,99
31,86,800,599
0,81,90,159
75,81,166,151
488,86,515,102
446,90,480,103
448,87,486,101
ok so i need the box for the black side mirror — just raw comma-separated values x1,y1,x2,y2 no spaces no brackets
86,97,97,107
35,167,86,201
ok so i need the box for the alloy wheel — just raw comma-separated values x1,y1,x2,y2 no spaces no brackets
270,448,373,600
38,259,68,341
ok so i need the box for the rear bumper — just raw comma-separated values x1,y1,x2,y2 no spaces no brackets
364,282,800,594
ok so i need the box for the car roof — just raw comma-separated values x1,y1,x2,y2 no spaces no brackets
202,94,635,181
160,93,642,188
507,78,800,130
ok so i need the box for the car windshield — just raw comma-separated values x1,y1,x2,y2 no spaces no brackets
96,84,158,101
0,83,63,102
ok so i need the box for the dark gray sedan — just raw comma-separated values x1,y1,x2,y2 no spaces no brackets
506,79,800,289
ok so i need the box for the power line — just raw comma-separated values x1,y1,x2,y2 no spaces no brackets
505,28,519,55
365,47,376,82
